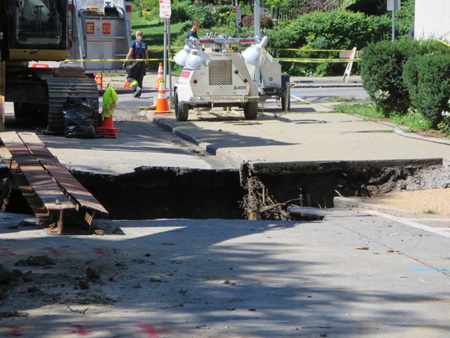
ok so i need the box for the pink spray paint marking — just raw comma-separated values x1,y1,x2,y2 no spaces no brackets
7,326,22,337
70,324,89,336
1,248,15,256
93,248,106,255
137,324,159,337
44,247,60,255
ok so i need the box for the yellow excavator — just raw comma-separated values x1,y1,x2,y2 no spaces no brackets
0,0,98,133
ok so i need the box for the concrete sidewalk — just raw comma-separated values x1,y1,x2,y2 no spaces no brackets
152,103,450,169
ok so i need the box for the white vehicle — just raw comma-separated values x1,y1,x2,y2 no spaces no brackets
68,0,132,72
172,36,290,121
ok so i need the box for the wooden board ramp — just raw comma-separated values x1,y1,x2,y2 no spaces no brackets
0,131,108,234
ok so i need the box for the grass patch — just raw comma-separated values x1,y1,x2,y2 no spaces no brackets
424,209,439,215
390,111,432,130
131,10,186,70
332,103,440,136
332,103,383,119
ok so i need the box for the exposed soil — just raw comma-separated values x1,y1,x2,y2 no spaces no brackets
360,188,450,218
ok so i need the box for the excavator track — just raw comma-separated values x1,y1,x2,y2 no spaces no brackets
45,76,99,134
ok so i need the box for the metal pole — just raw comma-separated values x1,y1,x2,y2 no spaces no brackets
163,18,167,85
391,9,395,42
254,0,261,86
168,18,172,105
254,0,260,37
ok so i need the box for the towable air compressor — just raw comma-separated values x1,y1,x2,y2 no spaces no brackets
172,36,290,121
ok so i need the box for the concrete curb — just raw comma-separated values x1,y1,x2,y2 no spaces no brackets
394,127,450,146
153,117,245,168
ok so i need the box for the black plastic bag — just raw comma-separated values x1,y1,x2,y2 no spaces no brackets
62,97,96,139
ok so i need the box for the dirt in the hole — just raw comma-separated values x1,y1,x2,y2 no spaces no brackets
344,161,450,218
360,188,450,218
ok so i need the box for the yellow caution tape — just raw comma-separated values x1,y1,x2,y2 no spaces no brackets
148,46,184,51
62,58,161,62
41,52,361,64
60,57,360,63
438,40,450,48
268,48,352,52
148,46,353,53
277,58,361,63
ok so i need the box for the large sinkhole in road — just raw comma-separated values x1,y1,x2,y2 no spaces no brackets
3,159,448,220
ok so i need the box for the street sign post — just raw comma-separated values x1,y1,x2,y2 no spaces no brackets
160,0,172,102
235,6,241,24
159,0,171,18
387,0,401,41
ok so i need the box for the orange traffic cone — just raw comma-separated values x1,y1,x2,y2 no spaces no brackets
94,73,103,90
154,80,173,114
31,63,49,68
155,62,164,89
122,80,131,89
97,116,119,138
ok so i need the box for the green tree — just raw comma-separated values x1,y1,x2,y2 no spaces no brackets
265,0,290,10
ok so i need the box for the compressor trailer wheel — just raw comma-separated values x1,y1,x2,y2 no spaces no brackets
244,102,258,120
174,90,189,121
281,88,291,112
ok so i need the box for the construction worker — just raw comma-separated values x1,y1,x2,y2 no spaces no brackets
123,30,149,98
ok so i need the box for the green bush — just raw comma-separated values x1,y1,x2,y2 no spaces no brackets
404,53,450,128
394,0,416,36
362,39,449,120
268,10,392,76
170,1,191,23
360,39,420,116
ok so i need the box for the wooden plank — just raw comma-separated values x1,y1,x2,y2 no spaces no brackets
0,147,52,222
18,132,108,214
0,132,74,211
